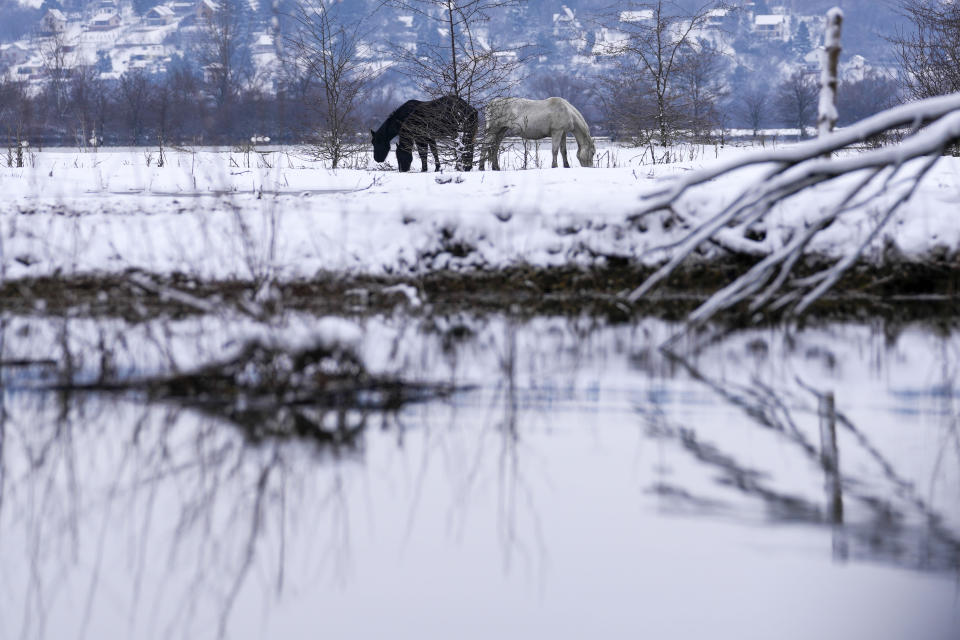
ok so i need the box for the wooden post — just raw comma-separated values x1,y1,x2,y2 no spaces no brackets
818,8,844,139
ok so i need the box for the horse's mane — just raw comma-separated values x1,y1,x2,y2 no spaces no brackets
563,99,593,142
388,99,422,121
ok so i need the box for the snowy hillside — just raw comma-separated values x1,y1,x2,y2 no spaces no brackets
0,0,904,89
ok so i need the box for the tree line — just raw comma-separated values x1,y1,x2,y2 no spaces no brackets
0,0,956,154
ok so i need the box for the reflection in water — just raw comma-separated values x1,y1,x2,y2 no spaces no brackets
1,312,959,639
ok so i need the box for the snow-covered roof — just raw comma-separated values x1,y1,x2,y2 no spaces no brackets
45,9,67,21
554,5,575,22
620,10,653,23
147,5,175,17
755,14,787,26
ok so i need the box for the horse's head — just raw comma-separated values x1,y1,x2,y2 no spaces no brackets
578,139,596,168
371,129,390,163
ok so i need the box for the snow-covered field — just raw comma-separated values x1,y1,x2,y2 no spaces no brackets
3,140,959,282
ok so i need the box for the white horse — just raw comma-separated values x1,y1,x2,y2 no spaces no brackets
479,97,596,170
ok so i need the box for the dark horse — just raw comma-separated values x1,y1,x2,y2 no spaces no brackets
370,95,478,172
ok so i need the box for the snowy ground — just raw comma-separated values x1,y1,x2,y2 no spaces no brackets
2,140,959,283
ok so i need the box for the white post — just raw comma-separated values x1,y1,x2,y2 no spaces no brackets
818,8,844,138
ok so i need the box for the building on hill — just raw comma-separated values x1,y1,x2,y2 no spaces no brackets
705,8,730,30
145,5,177,26
252,33,274,55
619,10,653,24
41,9,68,35
0,43,32,70
89,12,122,31
198,0,218,21
754,14,790,41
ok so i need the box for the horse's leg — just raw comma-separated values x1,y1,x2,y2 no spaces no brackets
551,131,564,168
430,140,440,171
397,133,413,172
416,139,429,172
560,132,570,168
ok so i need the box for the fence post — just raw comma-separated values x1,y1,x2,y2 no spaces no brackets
818,8,844,139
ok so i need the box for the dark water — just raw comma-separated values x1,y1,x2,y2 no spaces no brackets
1,312,958,640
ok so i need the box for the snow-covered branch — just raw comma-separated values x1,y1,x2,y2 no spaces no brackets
626,92,960,333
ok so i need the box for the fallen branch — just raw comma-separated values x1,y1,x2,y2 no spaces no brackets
625,94,960,338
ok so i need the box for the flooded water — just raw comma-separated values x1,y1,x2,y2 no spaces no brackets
1,311,958,640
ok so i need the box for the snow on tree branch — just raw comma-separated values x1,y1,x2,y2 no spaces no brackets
625,91,960,340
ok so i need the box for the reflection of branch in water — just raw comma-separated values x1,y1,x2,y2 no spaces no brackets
218,451,276,640
0,315,7,519
648,347,960,573
664,347,818,456
929,338,960,521
797,374,960,553
493,321,548,585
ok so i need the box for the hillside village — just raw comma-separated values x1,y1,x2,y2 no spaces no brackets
0,0,893,94
1,0,278,85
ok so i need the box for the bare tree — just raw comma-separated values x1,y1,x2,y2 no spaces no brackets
198,0,252,108
776,70,818,139
165,58,206,142
0,74,28,126
837,71,900,126
597,67,658,145
68,63,107,147
386,0,526,104
595,0,729,146
286,0,377,168
739,85,768,138
891,0,960,100
526,71,596,112
39,29,71,117
675,41,729,142
117,69,153,145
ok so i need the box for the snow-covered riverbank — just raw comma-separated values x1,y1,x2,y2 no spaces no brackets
2,143,959,283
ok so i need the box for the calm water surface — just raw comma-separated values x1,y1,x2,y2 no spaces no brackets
0,312,958,639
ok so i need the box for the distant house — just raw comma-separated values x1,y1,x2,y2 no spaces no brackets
252,34,274,55
197,0,218,22
705,8,729,29
145,5,177,26
95,0,118,10
41,9,68,34
202,62,223,84
89,12,122,31
620,10,653,23
754,14,790,41
171,2,195,15
0,43,31,68
553,5,577,26
16,64,44,80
